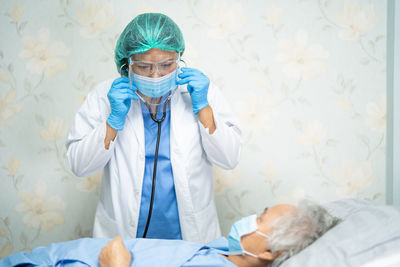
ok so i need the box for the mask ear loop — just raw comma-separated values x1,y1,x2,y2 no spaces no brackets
164,57,186,103
120,62,128,77
243,250,259,258
178,58,187,73
241,231,270,259
256,231,270,239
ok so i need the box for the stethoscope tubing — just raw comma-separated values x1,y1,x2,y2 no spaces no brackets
142,97,170,238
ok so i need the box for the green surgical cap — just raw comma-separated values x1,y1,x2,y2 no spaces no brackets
115,13,185,76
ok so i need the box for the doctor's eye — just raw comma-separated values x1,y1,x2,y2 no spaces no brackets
136,64,152,71
160,63,173,69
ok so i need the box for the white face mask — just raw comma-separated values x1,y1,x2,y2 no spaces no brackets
228,214,270,258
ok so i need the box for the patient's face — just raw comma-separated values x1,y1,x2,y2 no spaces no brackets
241,204,296,255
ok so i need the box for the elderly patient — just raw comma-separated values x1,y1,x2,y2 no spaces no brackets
1,200,340,267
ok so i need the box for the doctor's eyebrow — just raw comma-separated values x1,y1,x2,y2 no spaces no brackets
263,207,269,214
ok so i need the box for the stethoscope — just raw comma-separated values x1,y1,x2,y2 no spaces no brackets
121,59,184,238
141,97,170,238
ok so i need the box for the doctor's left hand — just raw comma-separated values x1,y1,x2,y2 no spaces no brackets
177,67,209,115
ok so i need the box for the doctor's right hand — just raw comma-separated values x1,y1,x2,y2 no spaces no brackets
106,77,139,131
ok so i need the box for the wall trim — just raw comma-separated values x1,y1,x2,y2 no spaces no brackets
387,0,400,205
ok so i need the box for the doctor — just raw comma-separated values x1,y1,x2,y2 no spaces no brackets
66,13,242,244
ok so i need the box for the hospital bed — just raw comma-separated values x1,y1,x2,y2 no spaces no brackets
1,199,399,267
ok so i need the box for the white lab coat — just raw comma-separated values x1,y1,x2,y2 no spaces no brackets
66,79,242,244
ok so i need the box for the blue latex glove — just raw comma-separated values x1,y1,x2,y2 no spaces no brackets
106,77,139,131
177,67,209,115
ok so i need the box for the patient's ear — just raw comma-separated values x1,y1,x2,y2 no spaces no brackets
258,250,284,261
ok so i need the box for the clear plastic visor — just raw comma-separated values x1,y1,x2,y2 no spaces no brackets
128,57,186,116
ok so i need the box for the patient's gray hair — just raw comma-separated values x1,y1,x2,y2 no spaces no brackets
269,200,341,267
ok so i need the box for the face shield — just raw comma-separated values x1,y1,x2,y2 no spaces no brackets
128,56,186,117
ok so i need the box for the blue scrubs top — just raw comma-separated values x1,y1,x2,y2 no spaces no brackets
136,101,182,239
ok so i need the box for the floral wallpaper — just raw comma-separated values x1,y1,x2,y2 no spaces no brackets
0,0,387,257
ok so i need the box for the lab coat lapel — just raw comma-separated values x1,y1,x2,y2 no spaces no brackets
170,89,185,132
125,100,145,216
170,87,200,242
126,100,144,145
